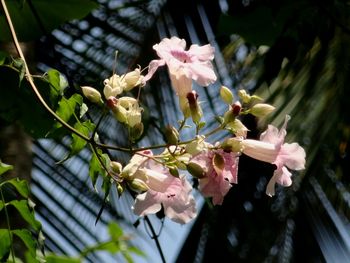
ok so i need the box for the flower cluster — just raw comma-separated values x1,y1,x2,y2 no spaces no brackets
81,37,306,224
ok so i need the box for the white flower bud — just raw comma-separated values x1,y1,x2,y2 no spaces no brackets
250,103,275,118
81,86,102,104
123,68,144,91
220,86,234,104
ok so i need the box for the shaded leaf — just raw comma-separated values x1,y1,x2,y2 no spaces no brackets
0,178,30,198
70,121,95,156
0,161,13,176
108,222,123,241
8,200,41,231
12,229,37,257
45,254,81,263
0,229,11,262
0,0,99,42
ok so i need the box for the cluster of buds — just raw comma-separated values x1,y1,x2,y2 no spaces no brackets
80,37,306,224
81,67,145,140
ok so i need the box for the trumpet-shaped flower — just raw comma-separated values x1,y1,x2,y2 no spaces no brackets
241,115,306,196
143,36,217,95
190,149,239,205
129,151,197,224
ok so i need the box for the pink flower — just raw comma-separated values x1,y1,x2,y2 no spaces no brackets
130,151,197,224
241,115,306,196
190,149,239,205
143,36,217,96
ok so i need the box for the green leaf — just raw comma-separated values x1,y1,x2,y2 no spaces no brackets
12,58,25,84
55,94,83,123
45,254,81,263
89,152,102,188
0,229,11,262
0,201,4,211
12,229,37,257
70,121,95,156
108,222,123,241
0,51,8,65
0,0,99,42
0,161,13,176
8,200,41,231
1,178,30,198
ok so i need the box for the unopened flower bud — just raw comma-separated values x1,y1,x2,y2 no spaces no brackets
128,178,149,193
187,162,206,178
117,183,124,195
232,101,242,116
221,138,243,152
187,91,202,124
129,122,144,142
220,86,234,104
179,96,191,118
110,161,122,174
249,103,275,118
185,135,207,155
81,86,102,104
164,125,179,145
123,68,144,91
226,119,249,137
238,89,251,104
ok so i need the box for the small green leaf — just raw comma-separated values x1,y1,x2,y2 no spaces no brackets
89,152,102,188
70,121,95,156
0,229,11,261
0,161,13,176
79,103,88,118
45,254,81,263
55,94,83,123
108,222,123,241
0,51,7,65
0,201,4,211
12,229,37,257
8,200,41,231
12,58,25,84
1,178,30,198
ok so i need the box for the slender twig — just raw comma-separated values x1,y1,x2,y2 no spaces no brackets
0,187,16,262
144,216,166,263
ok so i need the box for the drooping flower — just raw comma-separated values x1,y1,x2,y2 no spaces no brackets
143,36,217,95
189,149,239,205
107,96,143,127
241,115,306,196
127,151,197,224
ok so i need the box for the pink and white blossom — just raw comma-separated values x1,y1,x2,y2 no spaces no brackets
190,149,239,205
241,115,306,196
129,151,197,224
143,36,217,96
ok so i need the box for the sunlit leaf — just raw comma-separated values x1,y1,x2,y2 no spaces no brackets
8,200,41,231
12,229,37,257
45,254,81,263
0,229,11,262
70,120,95,156
0,161,13,176
0,0,99,42
0,178,30,198
55,94,83,123
108,222,123,241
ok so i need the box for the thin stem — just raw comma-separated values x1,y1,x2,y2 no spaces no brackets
0,187,16,262
144,216,166,263
0,0,89,142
